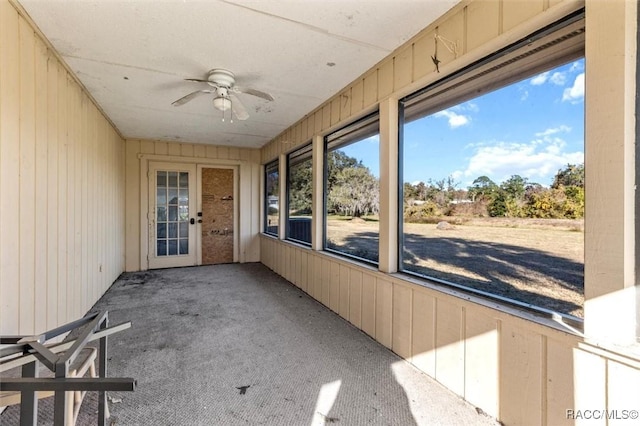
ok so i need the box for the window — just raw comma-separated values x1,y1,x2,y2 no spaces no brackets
325,113,380,263
156,171,190,256
286,144,313,244
264,160,279,236
399,15,585,318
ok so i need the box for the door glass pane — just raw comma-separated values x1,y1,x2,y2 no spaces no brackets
157,172,167,188
168,239,178,255
168,189,178,204
168,206,178,221
157,223,167,239
157,240,167,256
179,172,188,187
179,189,188,205
179,238,189,254
168,223,178,238
156,169,190,257
168,172,178,187
157,189,167,205
178,206,189,221
157,206,167,221
179,222,189,238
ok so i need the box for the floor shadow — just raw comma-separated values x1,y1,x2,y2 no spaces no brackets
333,230,583,316
327,230,380,262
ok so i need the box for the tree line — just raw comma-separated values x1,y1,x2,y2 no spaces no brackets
287,150,379,218
285,149,584,221
404,163,584,221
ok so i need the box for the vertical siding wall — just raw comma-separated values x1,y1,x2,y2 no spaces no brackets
0,1,126,335
260,0,640,424
124,139,261,271
261,231,640,425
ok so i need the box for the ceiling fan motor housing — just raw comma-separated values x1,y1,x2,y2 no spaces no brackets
207,69,235,87
213,96,231,111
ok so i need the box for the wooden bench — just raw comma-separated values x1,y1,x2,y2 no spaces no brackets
0,347,106,426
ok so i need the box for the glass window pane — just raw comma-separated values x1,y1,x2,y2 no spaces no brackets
155,169,191,258
168,172,178,187
286,144,313,244
168,189,178,205
264,161,279,236
157,189,167,206
168,223,178,238
179,222,189,238
168,239,178,255
157,171,167,188
399,58,585,317
157,223,166,239
179,238,189,255
178,206,189,221
179,172,189,188
324,114,380,263
157,206,167,221
157,240,167,256
168,206,178,221
179,189,188,206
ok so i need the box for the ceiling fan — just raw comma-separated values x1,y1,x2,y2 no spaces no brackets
172,68,274,121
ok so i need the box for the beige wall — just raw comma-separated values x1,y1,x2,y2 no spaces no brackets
124,139,262,271
0,1,126,335
260,0,640,424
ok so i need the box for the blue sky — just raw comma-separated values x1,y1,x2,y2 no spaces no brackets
341,58,585,189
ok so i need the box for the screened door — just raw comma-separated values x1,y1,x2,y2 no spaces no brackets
148,163,197,269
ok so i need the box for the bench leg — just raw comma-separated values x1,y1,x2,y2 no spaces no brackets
19,360,38,426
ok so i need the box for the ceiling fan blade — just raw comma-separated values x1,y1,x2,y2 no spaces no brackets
234,86,274,102
185,78,210,83
172,89,213,106
229,94,249,120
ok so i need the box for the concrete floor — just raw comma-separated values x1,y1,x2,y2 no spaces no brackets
2,263,498,425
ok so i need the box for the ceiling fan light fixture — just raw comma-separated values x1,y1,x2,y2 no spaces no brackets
213,96,231,111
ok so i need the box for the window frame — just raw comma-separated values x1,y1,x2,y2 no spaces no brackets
397,10,585,328
323,111,381,265
285,143,313,245
263,159,280,237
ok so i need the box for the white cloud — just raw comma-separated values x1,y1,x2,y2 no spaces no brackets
530,72,549,85
534,125,571,137
434,109,470,128
451,170,463,180
453,135,583,185
460,101,479,112
550,71,566,85
562,73,584,103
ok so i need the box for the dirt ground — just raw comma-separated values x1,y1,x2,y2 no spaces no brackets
327,217,584,317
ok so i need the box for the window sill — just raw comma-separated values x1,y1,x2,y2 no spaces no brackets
578,340,640,367
392,271,585,337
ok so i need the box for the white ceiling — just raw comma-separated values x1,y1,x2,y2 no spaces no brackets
18,0,460,148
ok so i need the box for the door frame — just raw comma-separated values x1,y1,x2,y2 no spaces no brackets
138,153,255,271
196,164,239,265
147,162,198,269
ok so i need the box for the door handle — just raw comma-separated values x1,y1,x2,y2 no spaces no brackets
190,218,195,225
